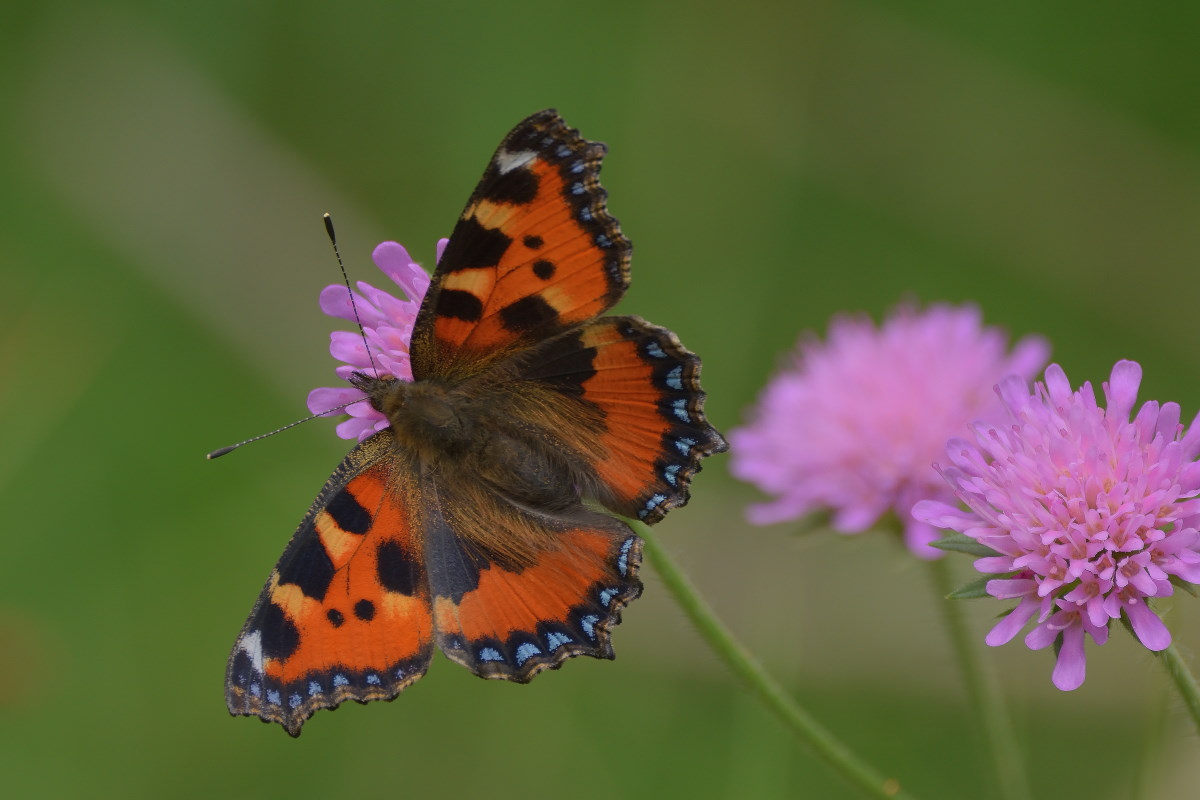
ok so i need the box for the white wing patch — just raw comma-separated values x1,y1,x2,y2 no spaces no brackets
494,148,538,175
237,630,266,673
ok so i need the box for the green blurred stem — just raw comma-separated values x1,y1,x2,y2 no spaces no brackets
636,521,918,800
1156,640,1200,736
927,558,1030,800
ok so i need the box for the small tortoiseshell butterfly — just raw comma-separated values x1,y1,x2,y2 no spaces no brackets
225,109,727,736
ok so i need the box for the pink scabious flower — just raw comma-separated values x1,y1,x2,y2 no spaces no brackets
914,360,1200,690
728,303,1049,558
306,239,439,441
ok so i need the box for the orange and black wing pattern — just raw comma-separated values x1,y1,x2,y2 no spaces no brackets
521,316,728,523
418,474,643,679
408,108,725,522
226,432,434,737
410,109,631,379
227,110,724,737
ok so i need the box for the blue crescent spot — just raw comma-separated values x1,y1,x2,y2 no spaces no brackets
571,161,585,174
366,674,381,686
580,614,600,640
671,398,690,422
556,145,572,158
674,437,697,456
249,682,262,698
599,588,619,607
617,537,634,576
580,207,593,221
333,674,349,688
288,693,303,709
307,681,322,697
546,631,573,651
571,183,585,195
395,666,407,678
266,689,281,706
514,643,541,666
665,365,684,390
479,647,504,663
640,494,667,518
663,463,681,487
645,341,667,359
596,234,611,248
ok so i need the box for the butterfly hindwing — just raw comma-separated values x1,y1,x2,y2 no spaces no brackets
411,109,632,377
433,528,642,680
427,503,642,679
386,459,641,679
226,431,434,737
519,316,728,523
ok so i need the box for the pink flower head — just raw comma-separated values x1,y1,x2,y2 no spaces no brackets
305,239,439,441
914,360,1200,690
729,303,1049,558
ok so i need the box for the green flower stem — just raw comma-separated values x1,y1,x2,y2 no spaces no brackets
635,521,918,800
927,558,1030,800
1156,640,1200,737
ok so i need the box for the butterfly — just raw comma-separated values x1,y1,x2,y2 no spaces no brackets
225,109,727,736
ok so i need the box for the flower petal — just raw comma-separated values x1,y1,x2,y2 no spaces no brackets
1105,360,1142,421
1122,598,1171,651
310,238,433,440
307,386,366,417
986,596,1040,646
371,241,430,301
1050,624,1087,691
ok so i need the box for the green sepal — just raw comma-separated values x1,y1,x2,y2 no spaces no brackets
946,574,994,600
930,532,1002,558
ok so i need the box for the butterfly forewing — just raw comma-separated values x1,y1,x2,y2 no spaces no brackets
411,109,631,379
226,432,434,737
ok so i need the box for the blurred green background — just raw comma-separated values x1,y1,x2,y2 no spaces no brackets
2,1,1199,797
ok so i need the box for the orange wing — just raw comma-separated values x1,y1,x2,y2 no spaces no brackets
225,432,434,737
410,109,631,379
520,316,728,524
415,470,643,679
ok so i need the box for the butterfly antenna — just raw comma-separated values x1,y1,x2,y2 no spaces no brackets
324,213,380,378
206,398,364,459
